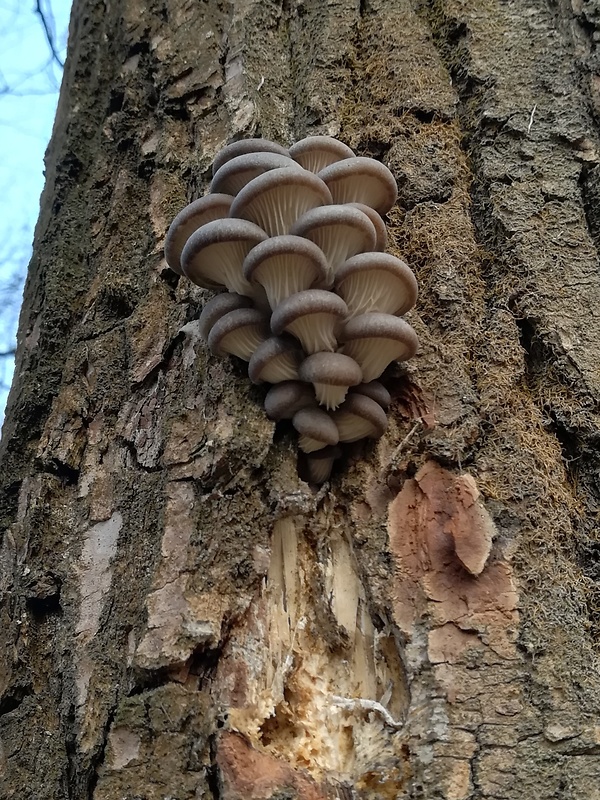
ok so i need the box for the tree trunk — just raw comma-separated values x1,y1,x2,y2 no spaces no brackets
2,0,600,797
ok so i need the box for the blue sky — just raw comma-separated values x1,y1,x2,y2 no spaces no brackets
0,0,72,421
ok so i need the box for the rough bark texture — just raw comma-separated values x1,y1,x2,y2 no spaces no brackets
2,0,600,797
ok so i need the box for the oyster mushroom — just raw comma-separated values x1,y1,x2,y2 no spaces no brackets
198,293,254,341
339,312,419,382
298,351,362,409
264,381,316,420
164,194,233,275
270,289,348,354
212,138,290,175
330,392,388,443
248,336,305,384
243,235,330,311
289,135,355,173
334,252,418,317
292,407,340,452
289,204,376,280
319,157,398,214
229,168,333,236
207,308,270,361
211,152,301,196
181,218,268,297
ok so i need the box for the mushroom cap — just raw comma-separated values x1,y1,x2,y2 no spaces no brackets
181,218,268,295
289,204,377,280
352,380,391,410
289,136,355,173
339,312,419,382
302,444,342,483
264,381,316,420
330,392,388,443
212,138,290,176
318,157,398,214
164,194,233,275
243,235,330,311
210,152,301,196
298,351,362,409
248,335,304,384
348,202,388,251
229,168,333,237
198,292,253,341
207,308,270,361
292,407,340,452
334,252,418,317
270,289,348,354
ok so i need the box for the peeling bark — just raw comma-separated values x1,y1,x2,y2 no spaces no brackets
1,0,600,798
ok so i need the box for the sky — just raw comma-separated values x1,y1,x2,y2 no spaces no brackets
0,0,72,421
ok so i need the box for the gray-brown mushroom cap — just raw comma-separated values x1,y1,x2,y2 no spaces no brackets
271,289,348,354
318,157,398,215
181,218,268,296
229,168,333,237
289,205,377,280
331,393,388,443
292,407,340,453
243,235,330,310
353,380,391,410
339,312,419,382
289,136,355,173
198,293,253,341
264,381,316,420
303,444,342,483
248,336,304,384
210,152,301,196
207,308,270,361
298,351,362,409
212,138,290,176
335,252,418,317
348,202,388,252
164,194,233,274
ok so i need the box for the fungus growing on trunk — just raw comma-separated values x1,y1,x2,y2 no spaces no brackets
289,135,355,173
298,352,362,409
271,290,348,354
229,168,333,236
164,194,233,274
243,235,330,310
166,135,421,482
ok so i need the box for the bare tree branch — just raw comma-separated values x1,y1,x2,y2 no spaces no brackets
35,0,64,68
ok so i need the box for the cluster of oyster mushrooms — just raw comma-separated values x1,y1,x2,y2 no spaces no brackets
165,136,419,483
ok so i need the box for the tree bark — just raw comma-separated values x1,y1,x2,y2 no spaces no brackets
1,0,600,797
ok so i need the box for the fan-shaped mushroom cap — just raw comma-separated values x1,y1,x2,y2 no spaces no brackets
248,336,304,384
229,168,333,237
243,235,330,311
289,205,377,280
348,202,388,252
335,252,418,317
352,380,391,410
339,312,419,382
264,381,316,420
318,157,398,214
292,407,339,453
212,138,290,176
164,194,234,274
289,136,355,173
331,393,388,443
211,152,301,196
271,289,348,354
181,218,268,296
207,308,270,361
303,444,342,483
298,351,362,409
198,293,253,341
